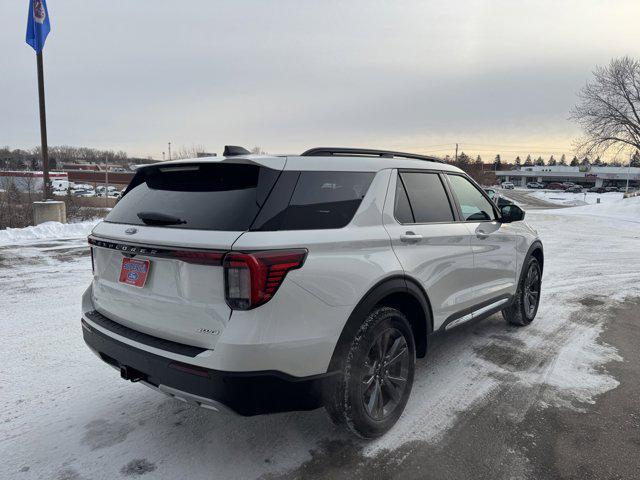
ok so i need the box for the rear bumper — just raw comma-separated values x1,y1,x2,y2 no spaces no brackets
82,318,336,416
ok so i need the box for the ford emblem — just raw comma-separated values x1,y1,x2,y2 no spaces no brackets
125,227,138,235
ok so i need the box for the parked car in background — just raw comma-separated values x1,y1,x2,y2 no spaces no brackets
546,182,567,190
81,147,543,438
618,186,637,193
604,186,619,193
484,188,514,208
73,189,96,197
501,182,515,189
565,185,584,193
588,186,606,193
526,182,543,189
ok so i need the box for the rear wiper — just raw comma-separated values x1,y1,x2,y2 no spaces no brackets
136,211,187,226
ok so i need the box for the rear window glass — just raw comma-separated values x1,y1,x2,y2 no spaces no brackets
252,171,375,230
105,163,279,230
397,172,454,223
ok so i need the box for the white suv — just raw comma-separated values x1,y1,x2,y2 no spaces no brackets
82,147,543,438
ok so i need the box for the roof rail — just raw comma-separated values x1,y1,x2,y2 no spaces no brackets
300,147,444,164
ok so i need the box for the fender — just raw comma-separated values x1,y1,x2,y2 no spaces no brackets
518,240,544,287
326,275,433,373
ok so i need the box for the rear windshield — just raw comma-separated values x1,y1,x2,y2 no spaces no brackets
106,163,279,230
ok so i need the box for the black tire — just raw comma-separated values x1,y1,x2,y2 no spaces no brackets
324,307,416,438
502,257,542,326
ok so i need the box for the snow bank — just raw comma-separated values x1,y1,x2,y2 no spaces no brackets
530,190,624,206
0,220,97,246
549,195,640,223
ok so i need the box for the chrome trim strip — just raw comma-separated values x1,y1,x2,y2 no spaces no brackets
87,235,225,264
444,298,509,330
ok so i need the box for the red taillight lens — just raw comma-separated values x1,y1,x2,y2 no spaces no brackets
223,250,307,310
171,250,224,265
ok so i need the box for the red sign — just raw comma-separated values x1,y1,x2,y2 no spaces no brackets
118,258,150,288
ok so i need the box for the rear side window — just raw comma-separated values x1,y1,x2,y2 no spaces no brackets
396,172,454,223
252,171,375,230
106,163,279,230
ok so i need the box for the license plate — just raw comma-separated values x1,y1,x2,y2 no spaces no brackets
118,257,150,288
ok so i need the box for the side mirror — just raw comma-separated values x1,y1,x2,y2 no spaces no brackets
500,204,525,223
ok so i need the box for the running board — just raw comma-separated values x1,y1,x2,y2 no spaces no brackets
444,298,510,330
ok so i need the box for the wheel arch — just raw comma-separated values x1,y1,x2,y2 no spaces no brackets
520,240,544,284
327,275,433,373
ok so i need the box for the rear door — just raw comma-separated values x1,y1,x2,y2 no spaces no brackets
89,161,283,349
445,173,517,305
383,170,477,330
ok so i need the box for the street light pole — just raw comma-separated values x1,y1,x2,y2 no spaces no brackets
626,152,632,194
105,156,109,207
168,142,172,161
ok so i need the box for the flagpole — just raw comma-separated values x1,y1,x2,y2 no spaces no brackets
36,50,50,200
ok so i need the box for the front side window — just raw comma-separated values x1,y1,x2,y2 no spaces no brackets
447,174,496,221
395,172,454,223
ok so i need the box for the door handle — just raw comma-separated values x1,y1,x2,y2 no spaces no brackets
400,232,423,243
476,230,489,239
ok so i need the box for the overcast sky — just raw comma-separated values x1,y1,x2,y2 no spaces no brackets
2,0,640,161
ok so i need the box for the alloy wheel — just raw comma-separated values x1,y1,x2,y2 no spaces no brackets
523,264,541,318
360,327,410,421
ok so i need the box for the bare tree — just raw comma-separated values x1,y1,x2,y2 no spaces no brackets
173,144,208,159
250,146,267,155
571,56,640,157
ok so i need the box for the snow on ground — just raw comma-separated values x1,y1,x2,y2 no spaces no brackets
544,194,640,223
528,189,624,206
0,220,97,246
1,202,639,479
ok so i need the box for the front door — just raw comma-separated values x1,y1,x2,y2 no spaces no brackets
383,170,477,330
445,174,517,306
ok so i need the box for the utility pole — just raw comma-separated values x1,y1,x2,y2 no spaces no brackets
454,143,459,163
626,151,632,194
162,151,165,161
168,142,172,161
104,156,109,207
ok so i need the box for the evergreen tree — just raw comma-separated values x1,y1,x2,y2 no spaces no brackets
631,150,640,167
534,156,545,166
494,154,502,170
593,156,602,165
548,155,557,166
559,154,567,165
524,155,533,166
456,152,470,169
570,156,579,166
514,156,522,168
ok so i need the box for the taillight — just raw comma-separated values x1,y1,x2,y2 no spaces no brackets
171,250,224,265
223,250,307,310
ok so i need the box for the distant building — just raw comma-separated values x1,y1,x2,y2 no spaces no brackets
496,165,640,187
0,171,69,192
63,163,101,171
196,152,217,158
